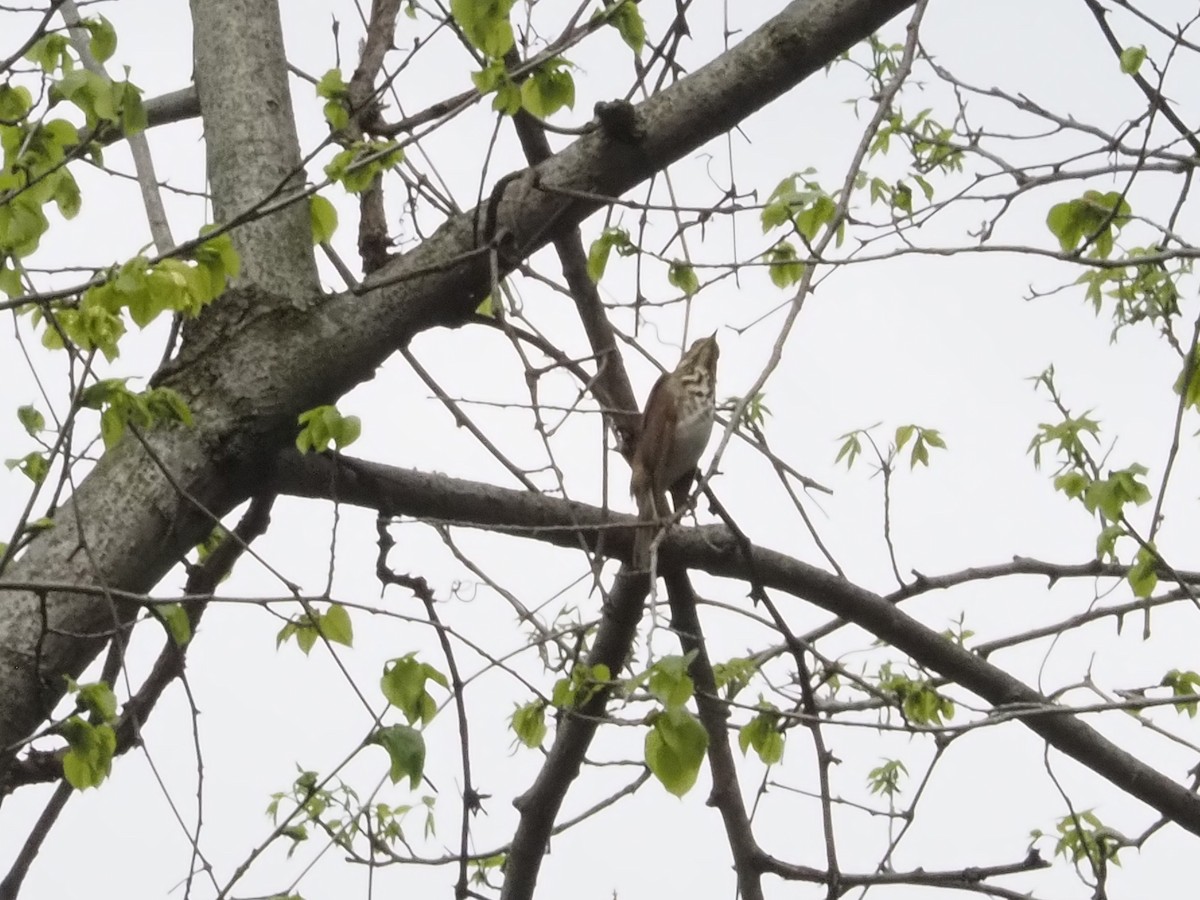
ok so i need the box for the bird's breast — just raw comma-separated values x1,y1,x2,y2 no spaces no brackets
663,406,714,486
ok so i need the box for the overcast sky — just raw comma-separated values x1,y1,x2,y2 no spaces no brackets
3,2,1200,898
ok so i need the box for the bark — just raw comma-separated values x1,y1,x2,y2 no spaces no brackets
0,0,915,772
272,450,1200,838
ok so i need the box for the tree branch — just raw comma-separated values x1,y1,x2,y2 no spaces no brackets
269,449,1200,838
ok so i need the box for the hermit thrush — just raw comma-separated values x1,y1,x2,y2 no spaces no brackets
630,334,719,543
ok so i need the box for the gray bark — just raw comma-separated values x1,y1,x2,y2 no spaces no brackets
0,0,914,770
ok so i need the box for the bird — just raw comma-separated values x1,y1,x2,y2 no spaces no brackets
629,333,719,564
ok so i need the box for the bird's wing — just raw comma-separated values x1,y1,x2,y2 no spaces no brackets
632,373,677,499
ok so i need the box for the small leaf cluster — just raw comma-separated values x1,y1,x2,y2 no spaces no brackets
765,242,805,288
835,423,947,471
550,662,611,709
296,404,362,453
519,58,576,119
316,68,352,132
731,392,772,431
78,379,193,449
324,140,404,193
1160,669,1200,718
1075,248,1186,335
6,403,50,485
878,663,955,726
1045,190,1131,258
451,0,515,57
867,758,908,798
276,602,354,655
0,86,83,294
452,0,580,121
61,677,119,790
1029,368,1159,598
381,654,448,726
711,656,760,701
642,655,708,797
375,654,449,788
737,704,784,765
267,770,433,856
33,232,239,360
761,171,843,245
858,171,935,217
1040,810,1125,869
870,107,962,175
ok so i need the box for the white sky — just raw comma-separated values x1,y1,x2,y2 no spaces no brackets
3,1,1200,898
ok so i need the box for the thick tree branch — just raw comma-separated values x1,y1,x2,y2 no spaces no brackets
190,0,318,297
269,450,1200,838
0,0,914,777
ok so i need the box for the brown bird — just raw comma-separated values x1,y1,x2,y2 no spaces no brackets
630,334,719,561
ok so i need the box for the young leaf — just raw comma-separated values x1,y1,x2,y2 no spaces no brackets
644,707,708,797
370,724,426,787
667,261,699,296
510,701,548,748
156,603,192,646
1120,45,1146,75
61,718,116,789
309,195,339,244
381,655,448,725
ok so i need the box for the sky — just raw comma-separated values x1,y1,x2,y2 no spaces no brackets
2,1,1200,898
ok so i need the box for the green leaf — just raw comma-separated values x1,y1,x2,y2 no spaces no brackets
53,171,82,220
26,33,71,73
316,68,347,100
1081,464,1151,521
276,617,319,655
1172,348,1200,410
520,58,575,119
475,294,495,317
0,264,23,298
737,707,784,764
84,15,118,63
608,2,645,54
319,603,354,647
510,701,548,748
766,242,804,288
867,758,908,797
324,141,404,193
1120,45,1146,75
381,655,448,725
69,679,118,722
1127,544,1158,599
6,452,49,485
586,227,632,282
309,195,339,244
157,603,192,646
450,0,515,56
667,260,699,296
61,718,116,789
370,724,426,787
834,431,862,469
1161,669,1200,718
647,655,695,709
644,707,708,797
296,404,361,453
0,84,33,121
